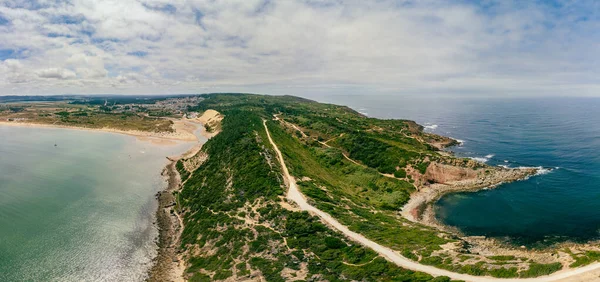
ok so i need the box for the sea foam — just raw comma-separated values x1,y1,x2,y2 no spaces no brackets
516,166,555,176
424,124,438,130
535,167,554,175
471,154,494,163
471,157,489,163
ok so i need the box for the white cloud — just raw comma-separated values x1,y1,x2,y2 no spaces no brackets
0,0,599,96
36,68,77,79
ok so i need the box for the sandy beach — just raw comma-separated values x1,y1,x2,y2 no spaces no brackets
0,119,199,142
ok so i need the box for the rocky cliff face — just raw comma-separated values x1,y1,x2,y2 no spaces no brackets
424,162,479,184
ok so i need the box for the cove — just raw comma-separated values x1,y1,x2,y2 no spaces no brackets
313,94,600,244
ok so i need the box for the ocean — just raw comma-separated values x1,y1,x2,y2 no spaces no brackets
0,126,196,281
312,94,600,245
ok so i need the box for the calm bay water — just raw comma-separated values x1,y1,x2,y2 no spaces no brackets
311,94,600,245
0,126,195,281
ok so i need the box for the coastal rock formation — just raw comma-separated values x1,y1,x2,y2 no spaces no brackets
424,162,479,184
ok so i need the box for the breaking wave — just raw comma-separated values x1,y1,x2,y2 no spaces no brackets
532,166,554,175
514,166,557,176
471,154,494,163
424,123,438,130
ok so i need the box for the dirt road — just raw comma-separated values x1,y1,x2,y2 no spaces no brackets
262,119,600,282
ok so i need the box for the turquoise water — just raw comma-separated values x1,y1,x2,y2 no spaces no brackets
310,95,600,245
0,126,195,281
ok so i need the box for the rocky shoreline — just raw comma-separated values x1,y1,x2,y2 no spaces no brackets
401,165,539,230
147,157,186,282
146,111,219,281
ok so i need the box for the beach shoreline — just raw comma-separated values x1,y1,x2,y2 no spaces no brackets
0,119,199,142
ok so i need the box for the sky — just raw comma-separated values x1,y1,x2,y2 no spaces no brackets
0,0,599,97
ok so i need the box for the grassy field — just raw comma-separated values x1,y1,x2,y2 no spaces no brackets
0,101,174,132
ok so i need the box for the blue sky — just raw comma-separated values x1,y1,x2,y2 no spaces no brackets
0,0,599,96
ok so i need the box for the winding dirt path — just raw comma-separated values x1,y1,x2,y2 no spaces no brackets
262,119,600,282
